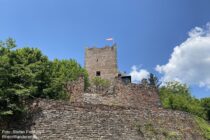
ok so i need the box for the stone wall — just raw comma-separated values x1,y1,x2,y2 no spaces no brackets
0,77,206,139
85,46,118,80
71,78,160,109
67,76,85,103
8,99,203,140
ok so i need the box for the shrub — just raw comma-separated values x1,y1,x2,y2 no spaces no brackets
91,77,110,90
159,81,207,120
194,116,210,139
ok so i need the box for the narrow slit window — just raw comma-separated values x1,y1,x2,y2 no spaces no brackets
96,71,101,76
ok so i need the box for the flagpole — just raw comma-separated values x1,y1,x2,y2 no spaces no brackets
106,38,115,45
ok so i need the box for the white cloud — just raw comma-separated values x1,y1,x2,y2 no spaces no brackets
156,22,210,88
130,65,150,83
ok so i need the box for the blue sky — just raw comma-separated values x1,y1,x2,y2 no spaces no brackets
1,0,210,98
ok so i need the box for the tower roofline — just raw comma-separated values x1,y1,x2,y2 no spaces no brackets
86,44,117,50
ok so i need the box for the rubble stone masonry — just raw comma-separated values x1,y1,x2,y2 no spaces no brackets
28,99,204,139
0,73,205,140
85,46,118,80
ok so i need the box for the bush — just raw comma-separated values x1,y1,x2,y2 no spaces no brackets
159,81,208,120
194,116,210,139
201,98,210,121
91,77,110,90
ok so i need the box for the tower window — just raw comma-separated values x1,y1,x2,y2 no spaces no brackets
96,71,101,76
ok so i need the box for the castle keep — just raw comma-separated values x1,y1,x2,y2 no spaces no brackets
85,46,118,80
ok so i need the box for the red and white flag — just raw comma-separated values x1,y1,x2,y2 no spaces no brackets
106,38,113,41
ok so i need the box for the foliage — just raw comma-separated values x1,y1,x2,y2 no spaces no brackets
201,98,210,121
141,78,148,85
194,116,210,140
144,123,158,135
159,81,208,120
43,59,89,100
91,77,110,90
148,73,161,88
135,122,180,139
0,38,88,118
0,38,31,117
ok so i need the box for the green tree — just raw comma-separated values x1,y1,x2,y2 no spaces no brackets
0,38,89,118
0,39,50,117
43,59,89,100
0,38,28,116
201,98,210,121
148,73,161,88
159,81,206,119
141,78,148,85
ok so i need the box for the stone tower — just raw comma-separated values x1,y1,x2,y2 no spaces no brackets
85,45,118,80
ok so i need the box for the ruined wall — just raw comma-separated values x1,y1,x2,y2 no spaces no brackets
8,99,203,140
0,78,205,139
113,79,161,108
71,78,160,109
85,46,118,80
67,76,85,103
